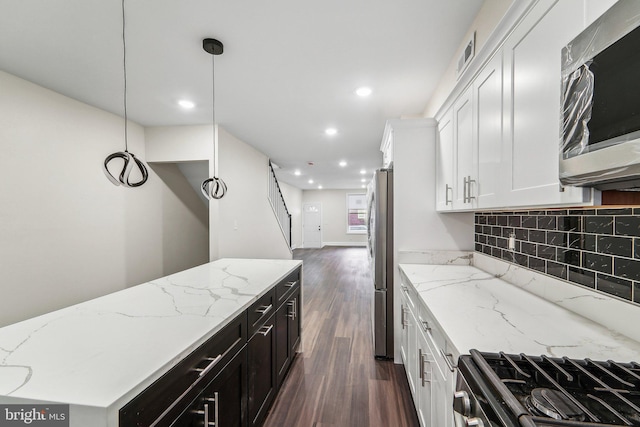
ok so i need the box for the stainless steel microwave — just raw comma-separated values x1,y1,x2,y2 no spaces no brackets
559,0,640,190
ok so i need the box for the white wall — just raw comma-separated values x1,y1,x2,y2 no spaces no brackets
302,189,368,247
145,125,211,162
278,181,303,249
145,124,293,260
424,0,513,117
388,118,475,362
216,128,292,259
0,71,208,327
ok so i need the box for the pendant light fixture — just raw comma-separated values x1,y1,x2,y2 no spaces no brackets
103,0,149,188
201,38,228,200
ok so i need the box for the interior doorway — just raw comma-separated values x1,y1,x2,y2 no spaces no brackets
303,202,322,248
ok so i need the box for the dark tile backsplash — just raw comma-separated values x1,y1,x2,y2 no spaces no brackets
475,208,640,304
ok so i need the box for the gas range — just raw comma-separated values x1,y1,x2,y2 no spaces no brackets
456,350,640,427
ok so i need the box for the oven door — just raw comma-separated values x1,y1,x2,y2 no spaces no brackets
455,355,523,427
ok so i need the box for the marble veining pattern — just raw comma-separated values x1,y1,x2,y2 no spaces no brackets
0,258,301,412
399,263,640,361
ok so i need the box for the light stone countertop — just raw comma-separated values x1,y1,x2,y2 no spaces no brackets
399,263,640,362
0,258,302,427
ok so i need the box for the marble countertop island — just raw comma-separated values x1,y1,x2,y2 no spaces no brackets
399,262,640,362
0,258,301,427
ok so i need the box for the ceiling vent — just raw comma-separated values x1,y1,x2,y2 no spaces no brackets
456,32,476,79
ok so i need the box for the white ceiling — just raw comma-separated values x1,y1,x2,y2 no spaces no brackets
0,0,483,190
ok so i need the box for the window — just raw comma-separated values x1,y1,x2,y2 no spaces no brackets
347,193,367,234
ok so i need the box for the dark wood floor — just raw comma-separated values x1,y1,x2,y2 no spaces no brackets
263,246,419,427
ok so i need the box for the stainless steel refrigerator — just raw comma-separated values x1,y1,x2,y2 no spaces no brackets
367,168,393,359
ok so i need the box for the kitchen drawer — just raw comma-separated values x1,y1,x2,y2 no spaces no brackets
275,268,300,307
119,313,247,427
399,281,420,313
417,304,458,375
248,288,276,334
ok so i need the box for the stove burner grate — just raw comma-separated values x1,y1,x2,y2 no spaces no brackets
524,388,586,421
468,350,640,425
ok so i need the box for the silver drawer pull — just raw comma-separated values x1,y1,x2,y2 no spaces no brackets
284,280,297,288
195,354,223,378
287,299,297,319
440,349,457,372
258,324,274,336
255,304,273,315
204,392,219,426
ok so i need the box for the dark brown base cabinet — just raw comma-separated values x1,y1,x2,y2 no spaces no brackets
119,266,301,427
247,313,276,427
275,286,300,388
172,347,247,427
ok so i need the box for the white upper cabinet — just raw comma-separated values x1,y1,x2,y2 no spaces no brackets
436,0,600,212
436,53,504,212
380,126,394,169
453,87,474,209
501,0,591,207
474,51,504,208
435,109,454,211
584,0,617,28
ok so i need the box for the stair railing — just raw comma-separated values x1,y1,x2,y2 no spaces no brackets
268,161,292,249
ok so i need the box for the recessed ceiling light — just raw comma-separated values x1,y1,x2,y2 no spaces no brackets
325,128,337,136
355,87,372,97
308,179,314,184
178,99,195,109
294,170,301,176
360,169,367,175
339,160,347,167
361,184,366,188
361,178,366,183
318,185,323,189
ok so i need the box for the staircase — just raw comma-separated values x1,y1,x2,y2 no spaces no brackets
268,161,292,249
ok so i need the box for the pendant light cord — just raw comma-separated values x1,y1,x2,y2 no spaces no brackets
122,0,129,152
211,53,216,177
102,0,148,188
199,38,227,199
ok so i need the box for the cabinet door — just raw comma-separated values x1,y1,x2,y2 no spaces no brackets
453,86,474,209
288,287,301,359
436,108,455,211
399,296,410,366
171,346,247,427
248,314,276,427
399,290,417,399
406,301,419,401
416,328,433,427
275,299,291,389
424,332,454,427
474,51,504,208
502,0,590,207
275,286,301,388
